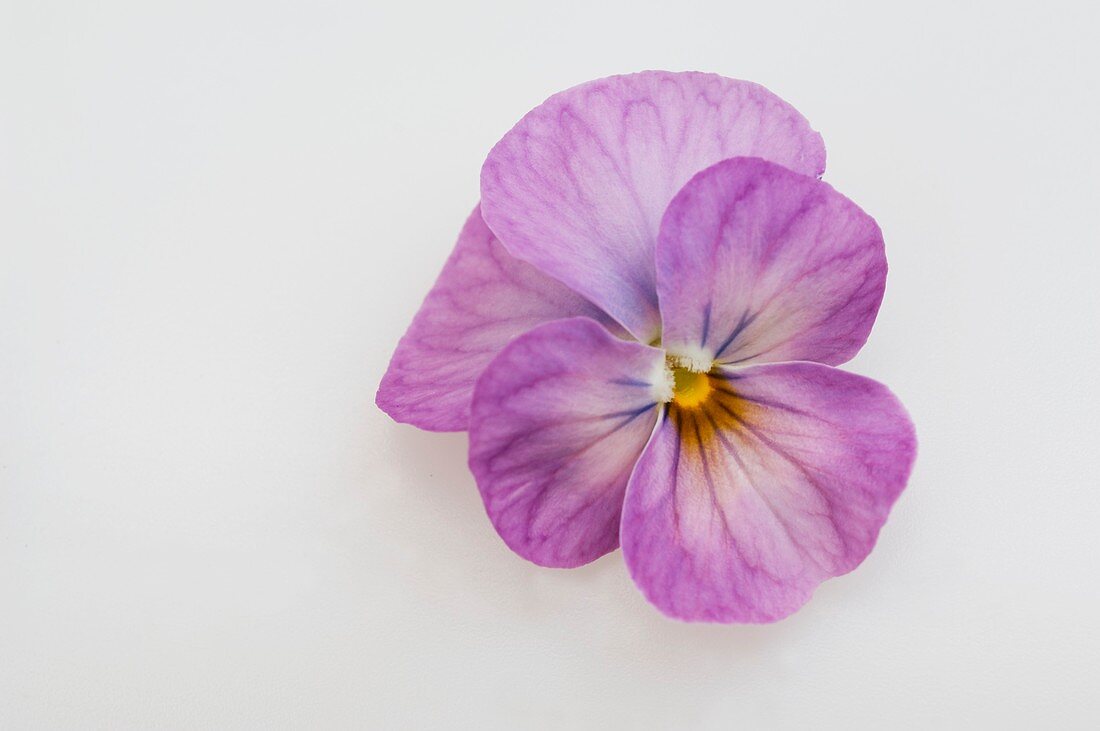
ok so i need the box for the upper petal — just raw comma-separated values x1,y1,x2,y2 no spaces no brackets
481,71,826,342
468,317,667,567
657,157,886,368
377,206,617,432
621,362,915,623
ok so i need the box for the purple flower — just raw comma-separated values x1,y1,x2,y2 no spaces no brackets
378,71,916,623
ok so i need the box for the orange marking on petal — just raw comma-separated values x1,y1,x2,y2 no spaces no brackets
669,369,757,448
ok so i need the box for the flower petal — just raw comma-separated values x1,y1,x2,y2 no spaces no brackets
481,71,826,342
377,206,618,431
657,157,886,368
621,362,915,623
469,317,668,567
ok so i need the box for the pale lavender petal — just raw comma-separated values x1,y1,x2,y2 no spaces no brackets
481,71,826,341
657,157,886,369
468,317,668,567
621,362,915,623
377,206,618,432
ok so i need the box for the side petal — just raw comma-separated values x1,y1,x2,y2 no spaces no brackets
621,362,915,623
377,206,618,432
481,71,825,342
657,157,886,368
469,317,668,568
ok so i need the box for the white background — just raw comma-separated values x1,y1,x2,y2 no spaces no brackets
2,1,1098,728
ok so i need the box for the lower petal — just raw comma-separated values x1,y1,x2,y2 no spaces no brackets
377,206,618,431
469,318,667,567
621,362,916,623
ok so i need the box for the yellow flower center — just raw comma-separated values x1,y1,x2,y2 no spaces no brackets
671,366,712,409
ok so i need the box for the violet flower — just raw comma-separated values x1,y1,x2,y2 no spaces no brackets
378,71,916,623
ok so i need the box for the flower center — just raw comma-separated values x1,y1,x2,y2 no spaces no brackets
671,366,712,409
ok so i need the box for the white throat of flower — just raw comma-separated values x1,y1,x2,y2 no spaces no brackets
656,345,715,404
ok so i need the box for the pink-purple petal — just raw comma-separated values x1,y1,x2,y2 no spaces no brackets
657,157,887,368
481,71,826,342
377,206,617,431
468,317,667,567
621,362,915,623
